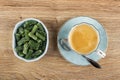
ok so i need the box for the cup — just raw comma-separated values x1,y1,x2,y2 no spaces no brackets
60,23,106,58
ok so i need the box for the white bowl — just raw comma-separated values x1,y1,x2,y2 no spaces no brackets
12,18,49,62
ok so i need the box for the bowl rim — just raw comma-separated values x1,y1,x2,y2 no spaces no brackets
12,18,49,62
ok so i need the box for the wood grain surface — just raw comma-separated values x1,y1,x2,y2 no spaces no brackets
0,0,120,80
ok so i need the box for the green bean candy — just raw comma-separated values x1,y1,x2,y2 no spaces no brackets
15,33,21,41
28,40,39,50
28,20,38,25
23,43,29,54
17,37,29,46
24,29,29,35
15,46,23,52
33,42,39,50
18,52,24,57
23,21,29,28
25,49,33,59
25,36,30,40
32,50,42,58
39,31,46,36
18,27,24,34
28,32,37,40
24,30,30,40
17,38,24,46
31,25,38,34
26,26,33,31
37,39,42,43
42,46,46,51
24,30,28,36
28,40,34,48
21,33,25,37
36,32,45,41
24,20,37,27
36,23,44,31
42,42,46,50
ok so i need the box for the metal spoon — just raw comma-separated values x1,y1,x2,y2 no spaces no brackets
59,39,101,69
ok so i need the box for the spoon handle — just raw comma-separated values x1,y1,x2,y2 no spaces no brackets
82,55,101,69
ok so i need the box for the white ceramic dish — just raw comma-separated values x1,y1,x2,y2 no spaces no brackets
12,18,49,62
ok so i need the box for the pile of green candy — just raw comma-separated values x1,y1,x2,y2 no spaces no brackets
15,20,47,60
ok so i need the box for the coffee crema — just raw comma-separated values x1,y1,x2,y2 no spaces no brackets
69,23,99,54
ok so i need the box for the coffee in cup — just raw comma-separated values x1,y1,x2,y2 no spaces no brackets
68,23,99,55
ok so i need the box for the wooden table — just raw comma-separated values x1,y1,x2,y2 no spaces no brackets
0,0,120,80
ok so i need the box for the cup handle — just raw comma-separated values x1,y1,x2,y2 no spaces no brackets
96,49,106,58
